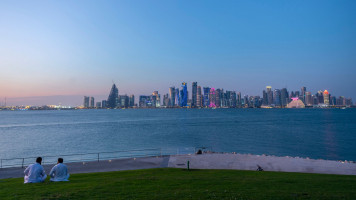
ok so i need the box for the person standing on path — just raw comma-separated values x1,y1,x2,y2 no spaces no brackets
24,157,47,183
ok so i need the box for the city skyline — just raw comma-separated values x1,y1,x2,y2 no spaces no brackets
1,81,353,107
1,1,356,105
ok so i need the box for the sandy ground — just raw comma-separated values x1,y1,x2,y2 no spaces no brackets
1,153,355,180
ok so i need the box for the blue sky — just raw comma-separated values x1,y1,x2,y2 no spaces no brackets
0,0,355,106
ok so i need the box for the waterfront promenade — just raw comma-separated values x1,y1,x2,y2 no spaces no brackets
1,153,355,180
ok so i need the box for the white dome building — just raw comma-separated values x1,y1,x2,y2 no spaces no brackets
287,97,305,108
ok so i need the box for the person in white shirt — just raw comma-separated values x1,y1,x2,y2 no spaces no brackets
49,158,70,182
24,157,47,183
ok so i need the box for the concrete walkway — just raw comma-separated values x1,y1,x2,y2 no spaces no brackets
1,153,355,180
169,153,356,175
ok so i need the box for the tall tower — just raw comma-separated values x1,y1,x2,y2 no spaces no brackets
180,82,188,107
203,87,210,107
196,86,202,108
323,90,330,105
305,92,312,106
107,84,119,108
273,89,281,106
209,88,216,107
83,96,90,108
152,91,160,107
280,88,289,107
90,97,95,108
301,87,306,103
266,86,273,105
191,82,197,107
169,87,176,107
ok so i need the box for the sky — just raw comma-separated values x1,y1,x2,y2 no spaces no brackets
0,0,355,106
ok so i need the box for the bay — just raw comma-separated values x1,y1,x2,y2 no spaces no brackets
0,109,355,162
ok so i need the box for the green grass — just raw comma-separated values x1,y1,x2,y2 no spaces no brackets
0,168,355,199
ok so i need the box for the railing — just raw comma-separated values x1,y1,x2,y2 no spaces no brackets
0,147,204,169
0,148,163,169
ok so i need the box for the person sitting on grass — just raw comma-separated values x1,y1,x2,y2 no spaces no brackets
49,158,70,182
24,157,47,183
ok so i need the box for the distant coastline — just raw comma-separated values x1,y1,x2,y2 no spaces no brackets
0,105,355,111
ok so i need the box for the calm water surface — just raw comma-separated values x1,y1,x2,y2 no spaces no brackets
0,109,355,161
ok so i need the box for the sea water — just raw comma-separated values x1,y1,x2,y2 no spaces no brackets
0,109,355,162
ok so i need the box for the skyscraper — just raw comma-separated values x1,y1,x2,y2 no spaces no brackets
90,97,95,108
203,87,210,107
262,90,268,106
169,87,176,107
180,82,188,107
266,86,273,105
215,89,222,108
323,90,330,105
175,88,180,107
83,96,90,108
209,88,216,107
191,82,197,108
119,95,129,108
280,88,289,107
237,92,242,107
230,91,237,108
305,92,312,106
196,86,202,108
101,100,107,108
152,91,160,107
301,87,306,103
163,94,169,107
273,89,281,107
129,95,135,107
107,84,119,108
316,91,324,104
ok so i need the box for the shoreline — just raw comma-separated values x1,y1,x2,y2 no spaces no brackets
1,153,355,180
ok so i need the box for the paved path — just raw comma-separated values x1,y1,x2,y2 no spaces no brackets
169,153,356,175
1,153,355,179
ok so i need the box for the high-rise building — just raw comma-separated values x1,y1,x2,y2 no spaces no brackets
152,91,160,107
315,91,323,104
169,87,176,107
83,96,90,108
323,90,330,105
180,82,188,107
244,95,249,107
175,88,180,106
209,88,216,107
90,97,95,108
330,96,336,106
129,95,135,107
119,95,129,108
203,87,210,107
305,92,312,106
96,102,101,108
280,88,289,107
273,89,281,106
262,90,268,106
107,84,119,108
101,100,107,108
266,86,273,105
215,89,223,108
230,91,237,108
196,86,202,108
163,94,169,107
237,92,242,107
191,82,197,107
301,87,306,102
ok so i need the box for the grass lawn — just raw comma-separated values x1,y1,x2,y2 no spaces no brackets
0,168,355,199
